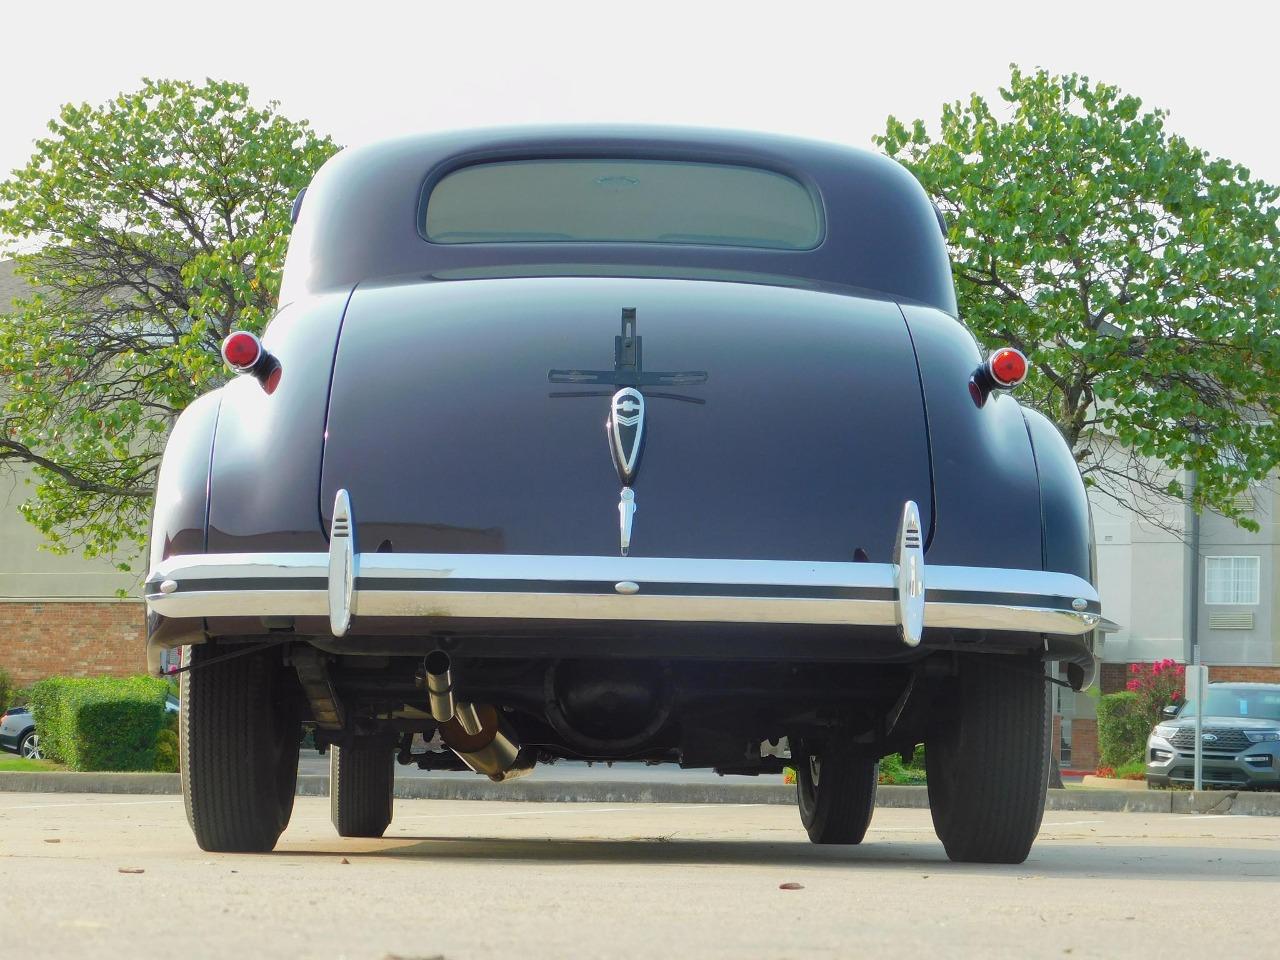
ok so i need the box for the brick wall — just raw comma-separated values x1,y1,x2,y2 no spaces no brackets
1102,660,1280,693
1099,662,1129,694
0,601,146,685
1070,718,1099,770
1207,665,1280,683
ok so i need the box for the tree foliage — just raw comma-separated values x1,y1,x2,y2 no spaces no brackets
877,66,1280,528
0,79,337,561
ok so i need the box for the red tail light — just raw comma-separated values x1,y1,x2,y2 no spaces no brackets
986,348,1028,388
221,331,262,371
970,347,1028,408
221,330,281,394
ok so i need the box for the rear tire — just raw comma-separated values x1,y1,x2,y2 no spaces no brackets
926,655,1050,864
796,743,878,844
330,739,395,838
180,644,300,853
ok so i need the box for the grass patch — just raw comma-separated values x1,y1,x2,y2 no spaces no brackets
0,756,58,772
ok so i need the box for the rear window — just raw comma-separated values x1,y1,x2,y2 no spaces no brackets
424,159,822,250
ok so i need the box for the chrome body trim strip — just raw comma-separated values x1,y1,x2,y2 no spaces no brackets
892,500,925,647
327,489,357,637
145,551,1101,636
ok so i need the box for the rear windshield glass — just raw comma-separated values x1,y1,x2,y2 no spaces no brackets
424,159,821,249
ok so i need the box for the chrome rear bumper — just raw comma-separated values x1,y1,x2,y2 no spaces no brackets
146,494,1101,642
145,550,1100,637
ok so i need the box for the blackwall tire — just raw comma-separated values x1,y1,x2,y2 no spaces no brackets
926,655,1050,864
180,644,300,853
796,744,878,844
330,740,395,838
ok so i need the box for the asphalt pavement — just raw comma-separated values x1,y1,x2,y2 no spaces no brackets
2,792,1276,959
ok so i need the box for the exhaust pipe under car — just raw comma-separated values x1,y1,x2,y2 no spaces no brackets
421,651,533,782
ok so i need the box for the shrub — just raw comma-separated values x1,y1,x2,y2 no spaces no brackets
153,726,179,773
1094,761,1145,780
0,667,13,714
879,745,927,785
28,676,171,771
1096,691,1151,768
1096,659,1187,770
1126,659,1186,721
782,746,927,786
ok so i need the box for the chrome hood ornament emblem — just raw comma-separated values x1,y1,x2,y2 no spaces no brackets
608,387,645,484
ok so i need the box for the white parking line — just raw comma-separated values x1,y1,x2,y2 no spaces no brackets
1172,813,1259,821
0,798,184,811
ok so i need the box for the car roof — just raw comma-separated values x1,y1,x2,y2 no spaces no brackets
280,125,957,316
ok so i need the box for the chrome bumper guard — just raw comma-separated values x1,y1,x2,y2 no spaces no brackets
145,495,1100,642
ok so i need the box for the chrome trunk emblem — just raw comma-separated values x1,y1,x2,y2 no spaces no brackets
608,387,645,483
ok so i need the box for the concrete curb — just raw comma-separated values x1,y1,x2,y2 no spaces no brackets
3,770,1279,815
0,772,181,795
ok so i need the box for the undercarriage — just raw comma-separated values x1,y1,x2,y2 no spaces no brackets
177,632,1061,863
300,648,950,775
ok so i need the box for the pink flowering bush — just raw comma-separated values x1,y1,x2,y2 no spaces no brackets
1125,659,1186,722
1097,659,1187,771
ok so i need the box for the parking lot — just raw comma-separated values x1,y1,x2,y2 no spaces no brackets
2,794,1277,959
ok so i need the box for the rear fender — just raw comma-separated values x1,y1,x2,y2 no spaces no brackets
1021,408,1094,582
149,391,221,571
146,390,221,662
900,305,1042,571
205,289,353,553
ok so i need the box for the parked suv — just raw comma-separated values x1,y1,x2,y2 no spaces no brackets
0,706,40,759
1146,683,1280,789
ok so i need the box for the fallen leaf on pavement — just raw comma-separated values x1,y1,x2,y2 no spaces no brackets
44,838,61,844
779,882,804,890
118,868,145,874
340,857,350,865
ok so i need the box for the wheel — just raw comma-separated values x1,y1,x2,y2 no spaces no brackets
330,739,395,838
180,644,301,852
19,731,42,760
796,742,878,844
926,655,1050,864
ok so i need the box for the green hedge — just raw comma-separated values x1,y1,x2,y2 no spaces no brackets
1096,691,1150,769
0,667,14,715
879,745,927,785
28,676,172,771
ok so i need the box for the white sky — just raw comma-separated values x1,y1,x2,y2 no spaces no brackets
1,1,1279,187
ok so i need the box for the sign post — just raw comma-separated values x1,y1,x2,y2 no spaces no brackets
1185,663,1209,793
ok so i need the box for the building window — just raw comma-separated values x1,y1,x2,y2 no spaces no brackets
1204,556,1260,605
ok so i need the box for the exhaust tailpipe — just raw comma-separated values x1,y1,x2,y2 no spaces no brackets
421,651,532,782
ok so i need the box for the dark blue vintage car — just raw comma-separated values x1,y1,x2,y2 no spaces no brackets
145,126,1100,862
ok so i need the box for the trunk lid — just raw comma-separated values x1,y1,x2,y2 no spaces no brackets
320,276,931,562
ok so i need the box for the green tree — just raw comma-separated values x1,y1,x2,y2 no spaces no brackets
0,79,338,562
877,66,1280,528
